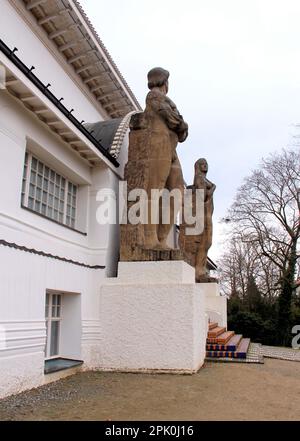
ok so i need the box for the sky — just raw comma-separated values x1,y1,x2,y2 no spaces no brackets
81,0,300,259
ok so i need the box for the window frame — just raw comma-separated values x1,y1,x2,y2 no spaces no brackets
45,293,62,360
21,151,78,230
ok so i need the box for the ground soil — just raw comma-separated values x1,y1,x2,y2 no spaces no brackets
0,358,299,421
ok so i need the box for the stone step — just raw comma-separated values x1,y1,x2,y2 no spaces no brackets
206,338,251,359
206,334,243,352
236,338,251,359
207,335,231,344
207,326,226,339
206,349,236,358
216,331,235,344
208,322,218,331
207,330,235,345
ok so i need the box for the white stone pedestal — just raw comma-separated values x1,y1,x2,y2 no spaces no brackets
98,261,207,374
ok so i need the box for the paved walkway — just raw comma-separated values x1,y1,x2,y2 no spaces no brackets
261,345,300,362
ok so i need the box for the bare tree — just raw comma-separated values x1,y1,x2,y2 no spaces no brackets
225,147,300,344
228,148,299,278
218,232,280,302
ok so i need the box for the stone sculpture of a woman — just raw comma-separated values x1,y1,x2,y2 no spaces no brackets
179,158,217,282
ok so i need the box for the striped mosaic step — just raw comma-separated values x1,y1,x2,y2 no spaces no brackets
206,338,251,359
207,331,234,345
236,338,251,358
208,322,218,331
207,326,226,339
206,334,243,352
215,330,235,344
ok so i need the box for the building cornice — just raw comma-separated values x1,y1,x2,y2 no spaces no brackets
10,0,141,119
71,0,141,111
7,0,109,121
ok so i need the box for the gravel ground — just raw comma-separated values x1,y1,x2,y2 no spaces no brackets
0,358,300,421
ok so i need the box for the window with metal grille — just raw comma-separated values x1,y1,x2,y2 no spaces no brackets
21,152,77,229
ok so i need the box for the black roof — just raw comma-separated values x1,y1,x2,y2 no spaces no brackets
84,118,123,152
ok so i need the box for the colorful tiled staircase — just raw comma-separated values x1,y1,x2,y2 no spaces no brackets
206,322,251,359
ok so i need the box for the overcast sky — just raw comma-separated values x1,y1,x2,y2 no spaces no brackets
81,0,300,259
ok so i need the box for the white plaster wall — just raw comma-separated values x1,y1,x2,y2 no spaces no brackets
0,0,104,124
205,297,227,328
88,165,121,275
0,243,106,321
0,91,120,266
104,169,122,277
81,319,102,369
0,244,105,398
200,283,227,328
0,0,135,400
0,352,45,399
0,91,91,253
0,91,123,398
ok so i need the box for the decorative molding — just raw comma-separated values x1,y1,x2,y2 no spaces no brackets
0,239,105,269
0,320,46,357
110,111,140,158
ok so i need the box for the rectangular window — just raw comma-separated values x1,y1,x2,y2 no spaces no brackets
21,152,77,229
45,293,62,359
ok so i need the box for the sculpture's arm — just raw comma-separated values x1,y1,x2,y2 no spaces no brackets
205,180,216,199
146,92,188,136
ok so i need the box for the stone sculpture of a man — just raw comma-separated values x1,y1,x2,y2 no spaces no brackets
120,67,188,260
142,67,188,248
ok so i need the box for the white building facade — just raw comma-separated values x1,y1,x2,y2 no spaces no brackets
0,0,141,399
0,0,228,399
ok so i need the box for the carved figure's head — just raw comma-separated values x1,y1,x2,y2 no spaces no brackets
195,158,208,174
147,67,169,92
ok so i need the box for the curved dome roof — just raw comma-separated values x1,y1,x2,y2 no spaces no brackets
84,111,139,159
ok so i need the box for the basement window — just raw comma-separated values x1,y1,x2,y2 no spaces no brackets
44,290,83,374
45,292,62,359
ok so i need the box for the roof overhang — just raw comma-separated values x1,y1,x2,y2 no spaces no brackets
9,0,141,118
0,39,122,172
